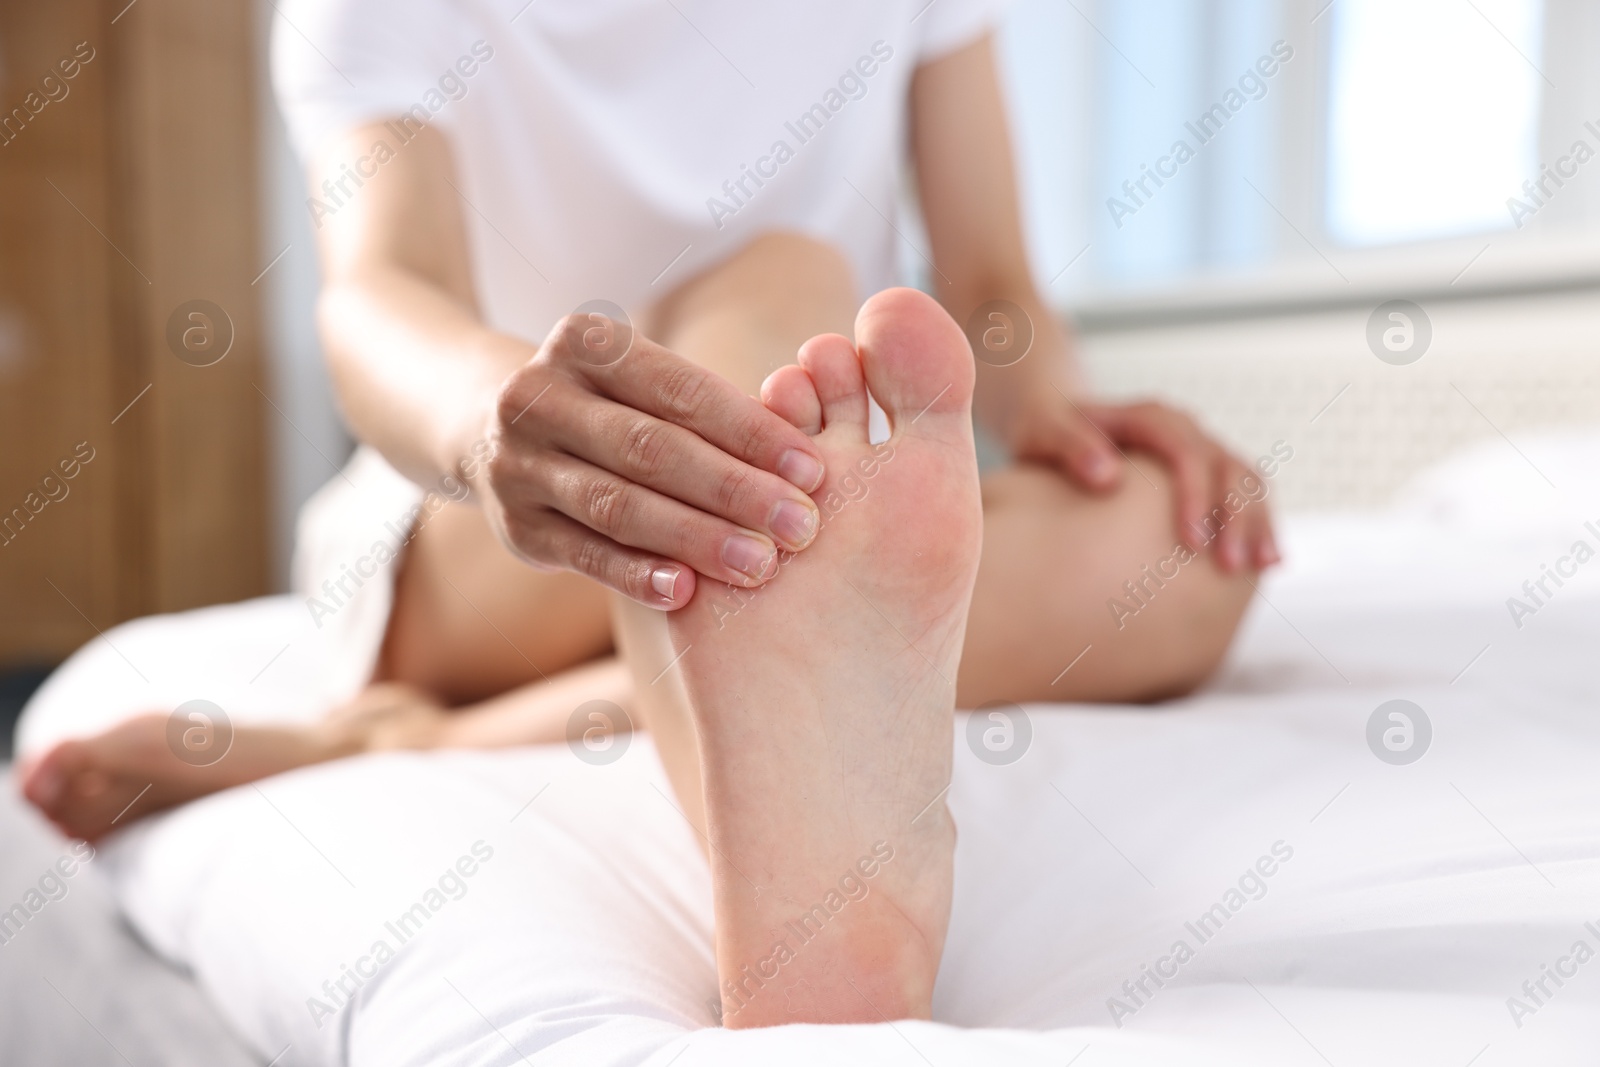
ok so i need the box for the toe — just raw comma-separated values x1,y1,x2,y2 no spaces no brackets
854,288,975,434
797,333,868,435
21,740,94,816
759,364,823,436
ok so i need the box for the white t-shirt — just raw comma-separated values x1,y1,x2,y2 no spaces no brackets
273,0,1005,345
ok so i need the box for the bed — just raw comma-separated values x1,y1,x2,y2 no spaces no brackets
9,430,1600,1065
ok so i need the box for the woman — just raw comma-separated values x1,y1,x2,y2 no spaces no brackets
23,0,1275,1026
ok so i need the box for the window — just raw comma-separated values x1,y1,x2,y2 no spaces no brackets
991,0,1592,298
1326,0,1543,246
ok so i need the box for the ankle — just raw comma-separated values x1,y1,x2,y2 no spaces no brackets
318,686,447,756
312,715,378,760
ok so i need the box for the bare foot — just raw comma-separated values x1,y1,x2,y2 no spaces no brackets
669,288,982,1027
17,684,437,841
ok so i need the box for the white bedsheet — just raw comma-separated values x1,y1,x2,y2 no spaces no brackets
18,432,1600,1066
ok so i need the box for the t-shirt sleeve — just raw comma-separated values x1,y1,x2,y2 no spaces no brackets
270,0,467,161
911,0,1012,62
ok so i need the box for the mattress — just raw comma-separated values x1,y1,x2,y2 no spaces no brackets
0,778,259,1066
15,430,1600,1065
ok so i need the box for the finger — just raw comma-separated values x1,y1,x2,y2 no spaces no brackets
1217,453,1279,570
576,329,827,493
542,394,820,553
760,364,823,435
514,507,698,609
1042,410,1122,490
1245,475,1282,569
535,451,783,587
1255,510,1282,569
1101,408,1212,548
1241,501,1278,571
1212,456,1252,573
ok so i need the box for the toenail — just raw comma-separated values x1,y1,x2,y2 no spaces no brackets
768,499,818,549
722,533,776,581
651,565,682,601
777,449,825,492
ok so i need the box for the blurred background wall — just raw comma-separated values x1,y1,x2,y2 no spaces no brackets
1,0,272,679
3,0,1599,689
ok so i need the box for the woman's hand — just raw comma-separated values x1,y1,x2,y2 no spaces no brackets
1008,391,1280,573
469,311,828,609
309,125,825,612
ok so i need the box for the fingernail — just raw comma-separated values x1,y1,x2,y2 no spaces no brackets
1085,454,1115,482
777,449,825,492
1221,539,1244,571
651,565,682,601
722,533,776,581
768,499,818,549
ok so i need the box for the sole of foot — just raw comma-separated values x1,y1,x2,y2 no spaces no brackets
668,287,982,1027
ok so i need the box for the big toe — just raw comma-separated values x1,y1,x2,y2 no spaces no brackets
21,740,92,812
854,288,975,435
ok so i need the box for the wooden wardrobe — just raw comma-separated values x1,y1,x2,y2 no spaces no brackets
0,0,267,668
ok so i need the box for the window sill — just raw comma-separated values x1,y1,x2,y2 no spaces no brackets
1066,228,1600,332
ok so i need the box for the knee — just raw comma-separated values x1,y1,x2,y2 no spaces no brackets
645,231,859,383
974,457,1257,704
735,231,856,289
1135,560,1254,700
723,232,859,335
1102,456,1256,698
654,231,856,330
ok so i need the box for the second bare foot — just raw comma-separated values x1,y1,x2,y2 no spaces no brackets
17,683,438,840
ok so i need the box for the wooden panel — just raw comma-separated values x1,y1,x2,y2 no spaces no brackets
109,0,268,612
0,2,125,663
0,0,267,667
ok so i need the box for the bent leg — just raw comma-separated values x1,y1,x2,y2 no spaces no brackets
377,500,614,707
20,658,632,842
18,685,409,841
961,458,1256,706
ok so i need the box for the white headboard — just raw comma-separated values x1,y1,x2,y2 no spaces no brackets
1072,277,1600,513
